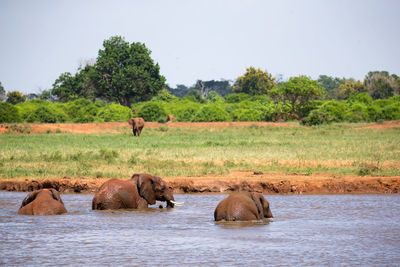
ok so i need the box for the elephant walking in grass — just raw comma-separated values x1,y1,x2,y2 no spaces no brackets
92,173,181,210
128,117,145,136
18,188,67,215
214,192,273,221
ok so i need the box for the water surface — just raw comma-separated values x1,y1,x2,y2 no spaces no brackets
1,192,399,266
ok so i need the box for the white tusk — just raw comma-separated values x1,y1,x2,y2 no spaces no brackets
170,200,184,206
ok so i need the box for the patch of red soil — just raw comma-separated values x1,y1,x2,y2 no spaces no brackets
1,172,399,194
356,120,400,129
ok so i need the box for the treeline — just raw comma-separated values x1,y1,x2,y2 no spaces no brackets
1,36,400,125
1,90,399,126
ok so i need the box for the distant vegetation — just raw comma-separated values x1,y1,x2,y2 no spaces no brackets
1,36,399,125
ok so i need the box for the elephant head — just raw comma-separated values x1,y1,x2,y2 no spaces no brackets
251,192,273,219
134,173,175,208
92,173,179,210
18,188,67,215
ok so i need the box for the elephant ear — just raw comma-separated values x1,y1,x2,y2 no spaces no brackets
257,194,273,218
128,118,134,125
20,190,40,208
137,174,156,205
49,189,64,204
249,193,263,219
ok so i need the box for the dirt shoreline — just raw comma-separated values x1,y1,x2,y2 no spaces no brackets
1,171,399,194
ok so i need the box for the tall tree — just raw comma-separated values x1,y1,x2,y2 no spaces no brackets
233,67,277,95
276,75,325,119
95,36,166,106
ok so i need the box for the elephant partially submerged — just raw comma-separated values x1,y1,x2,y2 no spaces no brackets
214,192,273,221
18,188,67,215
92,173,179,210
128,117,145,136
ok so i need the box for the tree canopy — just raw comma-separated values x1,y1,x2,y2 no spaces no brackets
276,75,325,119
95,36,166,106
233,67,277,95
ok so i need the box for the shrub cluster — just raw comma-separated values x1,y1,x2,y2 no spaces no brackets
302,94,400,125
1,99,131,123
1,92,399,124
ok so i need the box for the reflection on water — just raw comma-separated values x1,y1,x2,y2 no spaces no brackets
1,192,400,266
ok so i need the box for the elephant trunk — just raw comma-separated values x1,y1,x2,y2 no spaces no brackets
265,208,273,218
166,200,174,208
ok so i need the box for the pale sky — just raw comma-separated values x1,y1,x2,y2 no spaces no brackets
0,0,399,94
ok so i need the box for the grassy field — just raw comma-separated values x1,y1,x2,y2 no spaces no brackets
0,123,399,179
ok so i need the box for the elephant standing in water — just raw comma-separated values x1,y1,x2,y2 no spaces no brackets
18,189,67,215
214,192,273,221
92,173,179,210
128,117,145,136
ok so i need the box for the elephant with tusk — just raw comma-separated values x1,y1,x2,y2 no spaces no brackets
214,192,273,221
18,188,67,215
92,173,177,210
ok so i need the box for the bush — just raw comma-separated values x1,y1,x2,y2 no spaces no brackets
381,103,400,120
151,89,177,102
16,99,51,121
64,99,100,122
97,103,131,122
319,100,347,122
301,109,335,126
174,106,197,121
207,91,224,103
225,93,251,103
0,102,21,123
344,102,369,122
138,102,167,121
231,108,263,121
26,106,68,123
191,105,231,122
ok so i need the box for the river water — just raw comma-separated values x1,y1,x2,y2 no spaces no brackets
1,192,399,266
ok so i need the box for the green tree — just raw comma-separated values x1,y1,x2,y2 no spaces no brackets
276,75,325,119
364,71,399,99
95,36,166,106
233,67,277,95
51,64,96,102
0,81,5,101
334,79,364,100
51,72,80,102
6,91,26,105
317,75,345,98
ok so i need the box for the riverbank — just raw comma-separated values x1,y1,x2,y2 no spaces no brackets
1,171,399,194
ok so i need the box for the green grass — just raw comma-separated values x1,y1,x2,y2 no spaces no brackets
0,123,399,179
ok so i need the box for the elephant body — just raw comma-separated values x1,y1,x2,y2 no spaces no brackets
214,192,273,221
18,189,67,215
92,173,175,210
128,117,145,136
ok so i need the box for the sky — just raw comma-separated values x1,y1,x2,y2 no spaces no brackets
0,0,399,94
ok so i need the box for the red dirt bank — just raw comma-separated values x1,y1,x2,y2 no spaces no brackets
1,172,399,194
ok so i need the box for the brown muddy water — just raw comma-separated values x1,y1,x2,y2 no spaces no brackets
1,192,400,266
